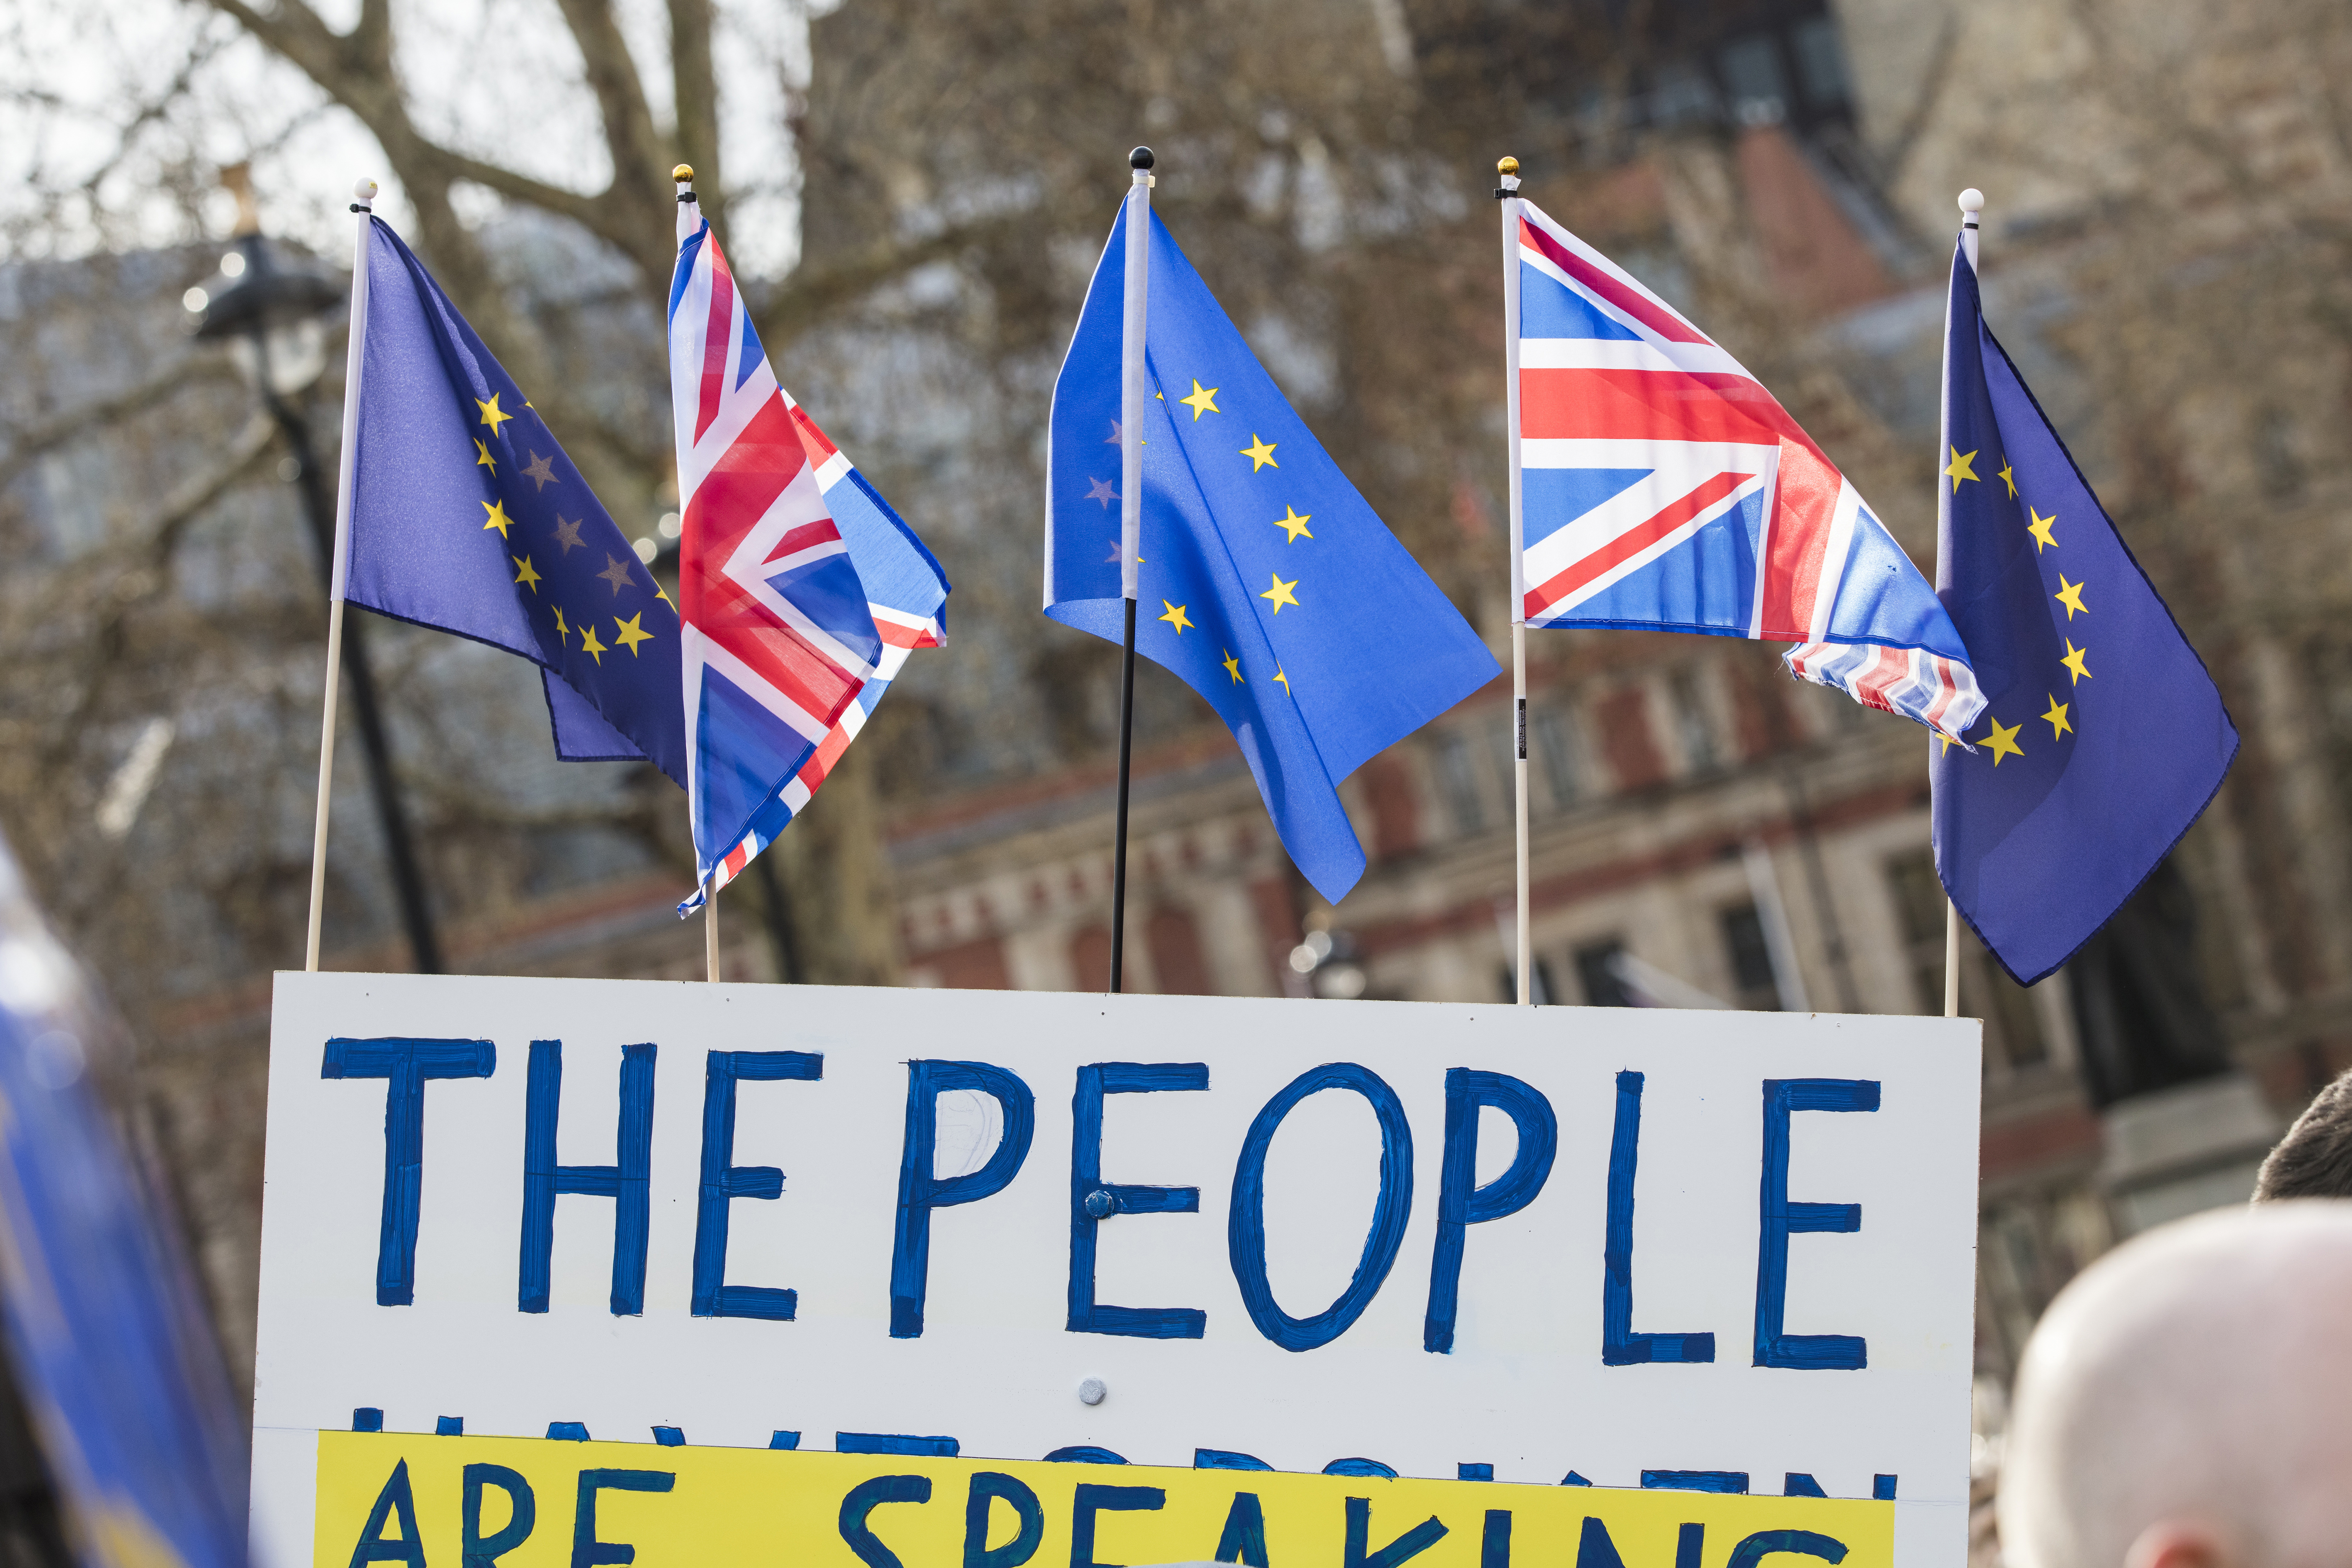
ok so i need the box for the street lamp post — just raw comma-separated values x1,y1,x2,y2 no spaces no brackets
192,188,443,975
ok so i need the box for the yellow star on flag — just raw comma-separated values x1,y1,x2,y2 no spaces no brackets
1997,459,2016,499
1273,667,1290,693
2026,508,2058,552
612,612,653,656
1272,506,1313,542
2041,693,2072,739
475,439,497,473
511,553,540,593
1158,600,1193,634
1221,648,1244,684
1179,379,1220,420
654,579,675,610
1944,445,1979,492
579,624,607,665
1240,434,1278,472
2054,575,2088,619
1983,714,2024,765
552,606,571,645
481,499,515,537
476,394,514,437
2061,639,2092,686
1260,573,1299,613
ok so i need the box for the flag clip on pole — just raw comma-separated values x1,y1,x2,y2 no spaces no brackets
1497,157,1532,1006
1108,146,1153,996
677,163,722,985
1941,186,1982,1021
304,177,378,973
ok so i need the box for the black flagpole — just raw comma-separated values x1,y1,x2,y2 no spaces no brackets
1109,596,1139,992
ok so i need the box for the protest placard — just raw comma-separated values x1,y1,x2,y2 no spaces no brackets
252,973,1979,1565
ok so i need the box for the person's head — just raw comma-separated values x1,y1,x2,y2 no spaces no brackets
1999,1201,2352,1568
2255,1068,2352,1200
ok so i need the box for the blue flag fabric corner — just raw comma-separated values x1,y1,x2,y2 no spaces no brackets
345,217,687,788
1045,210,1501,904
1932,241,2237,985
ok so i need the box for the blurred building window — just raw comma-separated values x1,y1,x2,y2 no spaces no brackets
1648,61,1719,126
1433,732,1488,836
1358,755,1421,862
1886,853,2047,1072
1888,852,1947,1013
1070,926,1112,992
1720,903,1780,1010
1719,35,1789,116
1147,905,1213,995
1533,703,1587,810
1790,15,1853,111
1575,939,1634,1007
1669,667,1718,774
1497,958,1559,1005
1596,686,1668,791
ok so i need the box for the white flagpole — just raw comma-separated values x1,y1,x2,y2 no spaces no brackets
705,878,720,982
1940,187,1983,1021
675,164,723,983
1497,157,1530,1006
1106,145,1153,995
304,177,379,972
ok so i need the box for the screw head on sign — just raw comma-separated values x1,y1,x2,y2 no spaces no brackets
1078,1378,1107,1407
1083,1188,1118,1219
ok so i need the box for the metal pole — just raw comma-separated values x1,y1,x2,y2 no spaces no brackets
705,879,720,982
1941,188,1983,1021
1497,157,1531,1005
301,180,442,975
1108,146,1154,995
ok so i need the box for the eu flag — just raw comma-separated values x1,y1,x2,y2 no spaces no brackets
1046,210,1500,903
344,218,686,788
1935,237,2236,983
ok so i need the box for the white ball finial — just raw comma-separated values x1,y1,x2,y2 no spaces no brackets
1958,187,1984,216
354,178,379,202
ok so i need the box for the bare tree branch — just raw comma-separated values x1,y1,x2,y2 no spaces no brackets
0,356,240,493
667,0,725,238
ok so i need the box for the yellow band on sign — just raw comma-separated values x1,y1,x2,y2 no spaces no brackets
315,1433,1892,1568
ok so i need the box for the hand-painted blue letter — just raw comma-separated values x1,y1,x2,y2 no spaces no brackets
1602,1071,1714,1364
571,1469,673,1568
690,1050,823,1319
891,1062,1036,1338
1425,1068,1557,1353
1753,1078,1879,1370
1068,1062,1208,1338
1228,1064,1413,1352
519,1041,656,1315
322,1037,495,1307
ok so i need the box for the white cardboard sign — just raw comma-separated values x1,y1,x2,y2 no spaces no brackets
251,973,1980,1564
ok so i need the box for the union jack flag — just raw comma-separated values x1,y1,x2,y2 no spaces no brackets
1512,197,1983,742
671,204,881,906
692,390,949,910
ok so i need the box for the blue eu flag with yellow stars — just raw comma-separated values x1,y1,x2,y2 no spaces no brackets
1045,208,1500,903
1934,233,2236,984
343,217,686,788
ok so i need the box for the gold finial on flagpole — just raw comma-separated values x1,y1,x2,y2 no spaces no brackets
1497,156,1519,177
673,164,694,183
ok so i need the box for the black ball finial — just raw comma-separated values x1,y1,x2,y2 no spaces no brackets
1130,146,1155,171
